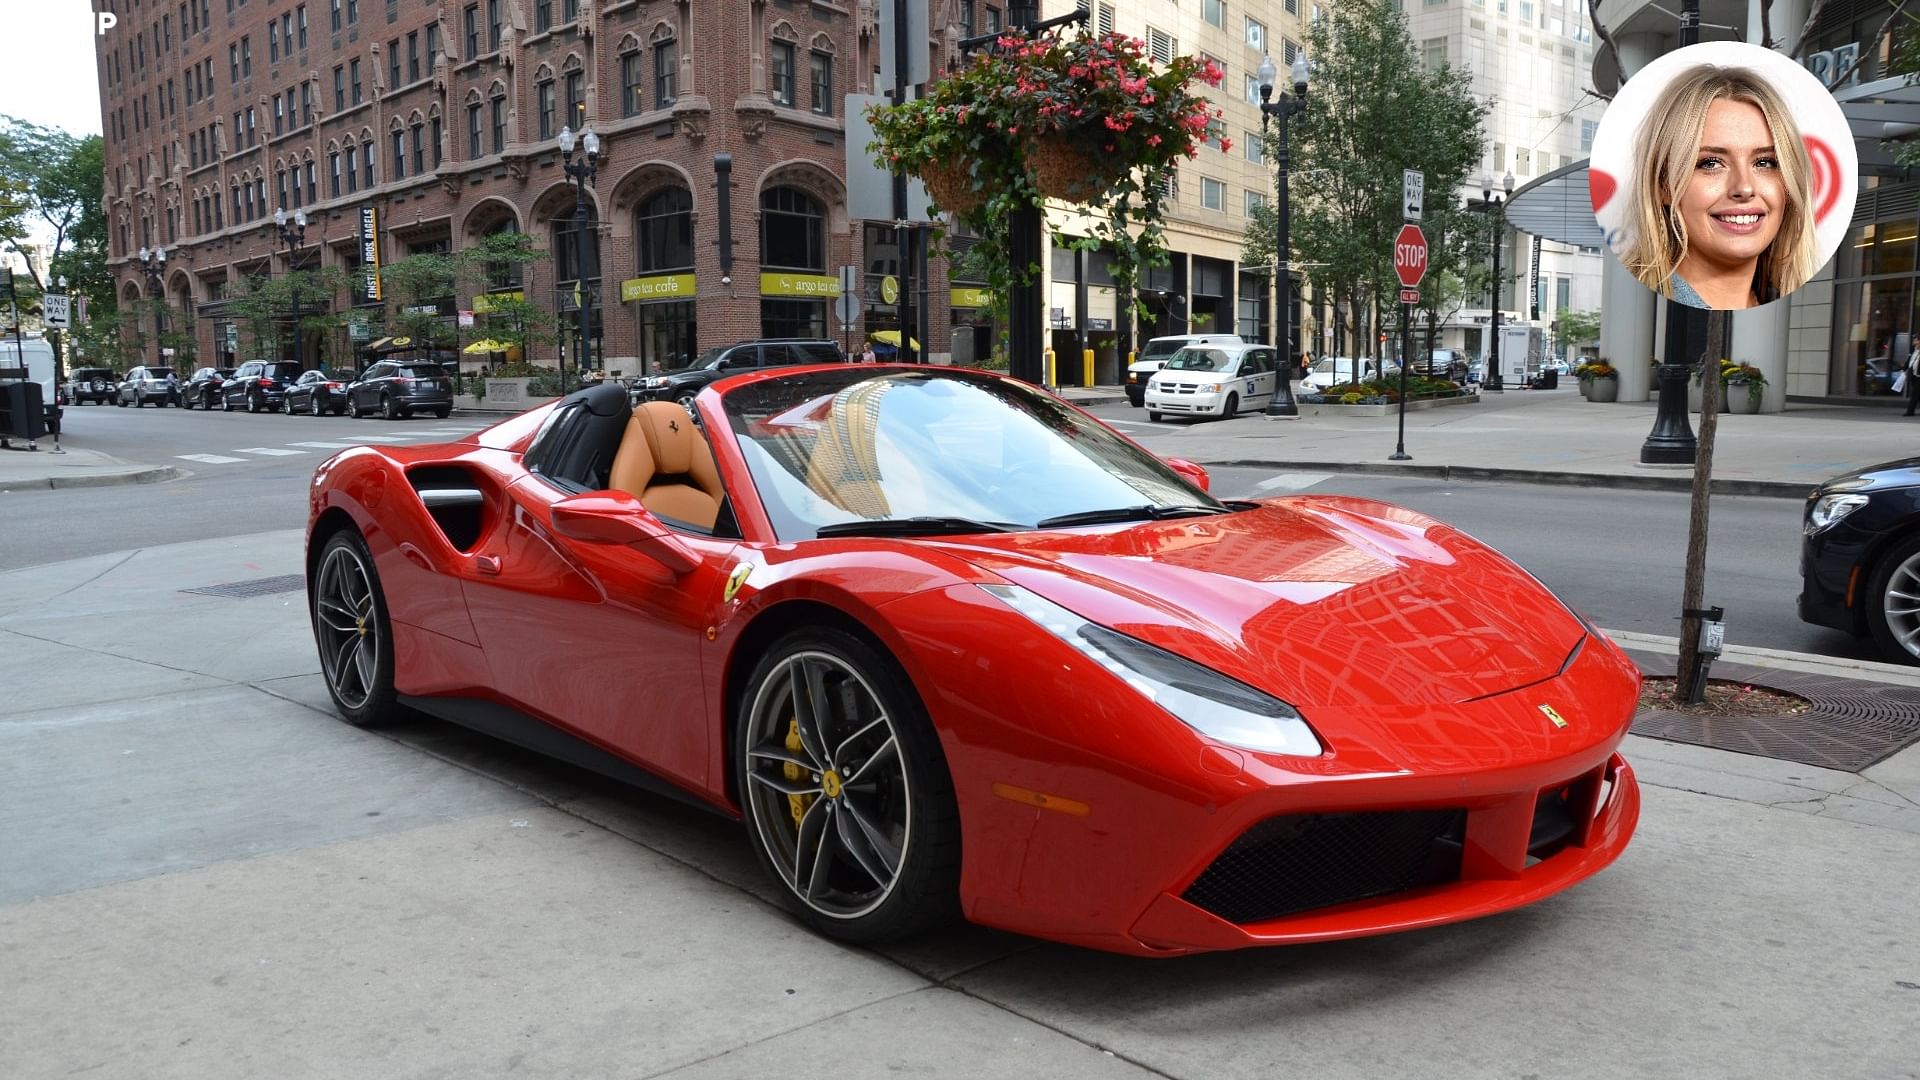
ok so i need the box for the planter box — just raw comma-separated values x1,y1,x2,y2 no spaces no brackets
1296,392,1481,417
1578,377,1592,399
1728,387,1761,413
1589,377,1618,403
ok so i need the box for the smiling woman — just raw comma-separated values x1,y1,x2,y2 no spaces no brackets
1622,65,1817,310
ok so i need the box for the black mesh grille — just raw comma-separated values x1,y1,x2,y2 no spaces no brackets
1181,809,1467,925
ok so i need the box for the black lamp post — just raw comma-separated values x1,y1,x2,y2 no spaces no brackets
136,245,167,369
274,208,308,370
1477,172,1515,392
558,124,601,383
1257,52,1309,417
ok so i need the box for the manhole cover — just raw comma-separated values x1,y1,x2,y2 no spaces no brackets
1628,649,1920,771
180,574,307,599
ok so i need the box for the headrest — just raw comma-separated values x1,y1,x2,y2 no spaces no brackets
633,401,704,476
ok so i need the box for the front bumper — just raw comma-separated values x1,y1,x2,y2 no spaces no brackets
1143,388,1224,416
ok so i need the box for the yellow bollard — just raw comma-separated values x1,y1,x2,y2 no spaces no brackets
1045,348,1056,386
1083,349,1095,388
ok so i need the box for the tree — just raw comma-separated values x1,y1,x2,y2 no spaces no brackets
1243,0,1488,364
2,119,109,372
454,231,558,364
227,266,355,362
379,252,460,346
1557,308,1601,353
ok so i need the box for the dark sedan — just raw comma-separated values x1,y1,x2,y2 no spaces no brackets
181,366,235,409
346,360,454,419
1799,457,1920,664
221,360,306,412
283,369,353,416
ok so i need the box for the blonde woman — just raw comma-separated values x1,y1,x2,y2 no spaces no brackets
1622,65,1817,309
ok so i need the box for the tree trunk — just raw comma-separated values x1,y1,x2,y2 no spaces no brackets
1675,312,1725,703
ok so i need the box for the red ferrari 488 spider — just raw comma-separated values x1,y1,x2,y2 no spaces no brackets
306,365,1639,956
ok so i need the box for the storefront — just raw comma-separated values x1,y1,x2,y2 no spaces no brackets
761,187,831,340
949,286,994,366
622,273,696,375
1828,180,1920,399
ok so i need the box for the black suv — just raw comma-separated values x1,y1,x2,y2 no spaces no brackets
66,367,117,405
222,361,306,412
346,360,454,419
182,366,236,409
637,339,844,412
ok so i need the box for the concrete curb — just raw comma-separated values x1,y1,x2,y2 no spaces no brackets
0,465,187,493
1201,458,1815,500
1603,628,1920,687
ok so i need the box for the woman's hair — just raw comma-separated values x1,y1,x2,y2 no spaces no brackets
1621,65,1817,304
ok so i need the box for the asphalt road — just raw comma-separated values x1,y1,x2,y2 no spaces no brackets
0,397,1862,660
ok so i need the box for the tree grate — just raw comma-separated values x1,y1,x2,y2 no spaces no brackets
180,574,308,599
1627,649,1920,772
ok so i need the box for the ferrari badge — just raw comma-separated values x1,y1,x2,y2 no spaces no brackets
1538,704,1569,729
723,562,753,603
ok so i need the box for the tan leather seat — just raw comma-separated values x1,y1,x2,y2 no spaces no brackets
608,402,725,530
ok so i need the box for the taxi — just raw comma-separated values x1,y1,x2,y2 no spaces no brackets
1143,341,1284,421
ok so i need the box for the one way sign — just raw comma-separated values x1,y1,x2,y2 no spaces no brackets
1403,169,1424,222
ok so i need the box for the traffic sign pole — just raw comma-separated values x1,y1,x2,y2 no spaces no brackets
1388,223,1427,463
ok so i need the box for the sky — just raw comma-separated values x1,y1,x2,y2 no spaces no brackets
0,2,106,136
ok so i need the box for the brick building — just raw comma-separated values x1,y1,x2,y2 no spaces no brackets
98,0,964,376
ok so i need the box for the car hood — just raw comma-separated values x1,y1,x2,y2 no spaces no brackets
1815,457,1920,495
1128,360,1168,373
920,497,1585,709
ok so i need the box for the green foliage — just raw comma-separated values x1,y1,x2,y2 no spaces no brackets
1242,0,1489,359
227,266,356,358
1883,10,1920,169
0,119,109,320
1556,308,1601,347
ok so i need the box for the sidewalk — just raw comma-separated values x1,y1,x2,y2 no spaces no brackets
1055,383,1919,499
0,441,183,492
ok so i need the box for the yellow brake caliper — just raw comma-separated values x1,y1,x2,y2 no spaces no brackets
784,718,816,827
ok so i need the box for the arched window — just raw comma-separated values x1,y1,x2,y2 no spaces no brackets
760,186,823,272
552,200,600,286
483,219,521,289
636,187,692,273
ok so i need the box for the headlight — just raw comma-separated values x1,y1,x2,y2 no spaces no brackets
979,583,1322,756
1194,384,1219,395
1806,493,1869,535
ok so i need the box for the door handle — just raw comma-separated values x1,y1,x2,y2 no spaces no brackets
475,554,502,575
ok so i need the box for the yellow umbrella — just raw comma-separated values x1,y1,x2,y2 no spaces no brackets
868,330,923,350
463,339,510,354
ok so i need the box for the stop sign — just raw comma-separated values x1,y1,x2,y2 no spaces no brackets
1394,224,1428,288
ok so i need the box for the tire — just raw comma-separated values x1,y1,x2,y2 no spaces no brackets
248,391,264,414
310,529,403,726
115,396,127,407
1221,392,1239,419
1866,534,1920,665
312,395,325,417
222,395,236,412
1148,410,1162,422
382,393,400,420
675,391,699,415
433,407,451,419
735,626,961,945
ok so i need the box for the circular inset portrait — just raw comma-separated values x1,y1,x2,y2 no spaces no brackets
1588,41,1857,310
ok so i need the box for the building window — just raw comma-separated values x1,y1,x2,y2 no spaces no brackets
391,130,405,178
351,60,362,105
1244,132,1263,163
230,42,239,83
388,39,401,90
1202,177,1226,211
306,160,317,198
490,93,506,153
363,138,375,187
297,6,307,49
986,6,1001,32
770,41,796,107
1204,0,1225,28
551,202,600,286
346,0,358,24
411,122,425,173
1245,17,1264,50
1423,37,1447,70
277,168,287,209
1580,118,1596,152
333,67,347,114
467,102,482,156
810,51,832,115
620,49,643,116
407,31,419,82
345,145,358,192
431,115,443,165
761,186,825,271
426,23,439,71
959,0,974,37
564,70,584,129
1245,189,1267,215
463,4,478,57
636,187,693,272
269,22,279,61
292,164,302,204
562,0,577,20
301,82,312,125
329,151,341,196
654,39,677,105
330,0,342,32
487,0,502,52
535,0,550,33
538,78,555,138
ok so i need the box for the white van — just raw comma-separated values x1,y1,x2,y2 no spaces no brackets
1144,340,1284,421
0,333,60,438
1125,333,1244,406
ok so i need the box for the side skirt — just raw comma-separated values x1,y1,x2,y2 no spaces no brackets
397,693,725,816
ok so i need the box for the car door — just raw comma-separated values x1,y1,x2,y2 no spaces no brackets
352,364,387,410
1244,349,1275,410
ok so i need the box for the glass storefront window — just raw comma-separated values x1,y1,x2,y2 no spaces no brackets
762,299,825,340
639,299,695,374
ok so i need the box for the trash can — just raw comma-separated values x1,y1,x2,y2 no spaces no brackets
0,380,47,440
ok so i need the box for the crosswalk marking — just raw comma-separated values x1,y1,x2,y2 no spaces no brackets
1254,472,1335,493
177,453,247,464
354,435,411,442
288,441,360,449
235,447,308,456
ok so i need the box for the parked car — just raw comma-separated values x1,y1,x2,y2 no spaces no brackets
1799,457,1920,665
1144,341,1285,421
637,339,845,413
180,366,236,409
306,369,1639,953
1124,333,1245,407
221,360,306,412
65,367,118,405
116,365,179,407
284,369,354,416
1301,356,1400,391
346,360,454,419
1411,348,1468,380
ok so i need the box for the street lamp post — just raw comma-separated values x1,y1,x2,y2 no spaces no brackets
136,245,167,370
1257,52,1310,418
558,124,601,384
1476,173,1515,393
274,208,308,370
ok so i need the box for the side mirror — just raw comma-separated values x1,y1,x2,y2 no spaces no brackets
550,491,699,574
1165,457,1210,492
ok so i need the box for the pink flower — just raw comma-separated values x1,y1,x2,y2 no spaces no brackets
1220,137,1233,153
1146,134,1162,147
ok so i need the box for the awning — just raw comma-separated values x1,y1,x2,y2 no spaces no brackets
868,331,922,350
462,339,511,354
1500,158,1606,249
363,335,430,355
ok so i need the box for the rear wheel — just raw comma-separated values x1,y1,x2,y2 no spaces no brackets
735,627,960,944
432,406,451,419
248,391,264,414
311,529,403,726
1866,535,1920,665
312,395,325,417
382,393,405,420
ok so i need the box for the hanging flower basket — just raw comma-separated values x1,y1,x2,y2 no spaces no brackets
1026,138,1113,202
918,158,986,216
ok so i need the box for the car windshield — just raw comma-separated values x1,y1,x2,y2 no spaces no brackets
677,347,727,372
1139,339,1191,361
1163,348,1231,372
721,368,1222,541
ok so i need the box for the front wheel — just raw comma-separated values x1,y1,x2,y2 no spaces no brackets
1148,410,1163,422
1867,534,1920,665
735,627,960,945
310,529,403,725
1221,392,1239,419
676,391,699,416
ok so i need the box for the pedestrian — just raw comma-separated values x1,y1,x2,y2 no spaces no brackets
860,343,876,364
1904,345,1920,417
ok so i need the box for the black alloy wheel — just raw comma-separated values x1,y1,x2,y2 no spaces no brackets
310,529,402,725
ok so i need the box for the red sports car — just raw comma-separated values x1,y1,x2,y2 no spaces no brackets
305,365,1640,956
